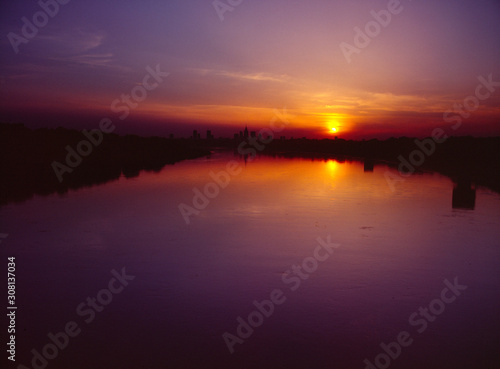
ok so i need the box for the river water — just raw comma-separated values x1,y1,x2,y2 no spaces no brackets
2,153,499,368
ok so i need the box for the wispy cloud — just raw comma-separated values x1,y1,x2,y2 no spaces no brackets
189,68,290,83
65,53,114,68
37,28,106,54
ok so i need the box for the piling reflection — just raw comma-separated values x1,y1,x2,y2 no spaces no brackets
363,159,375,172
452,177,476,210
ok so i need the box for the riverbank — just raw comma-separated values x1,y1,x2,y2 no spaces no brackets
0,123,211,205
248,136,500,194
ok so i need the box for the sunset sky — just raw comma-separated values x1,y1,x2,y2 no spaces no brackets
1,0,499,139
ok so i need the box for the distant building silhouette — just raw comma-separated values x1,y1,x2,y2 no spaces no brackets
207,130,214,140
192,130,198,140
244,126,249,138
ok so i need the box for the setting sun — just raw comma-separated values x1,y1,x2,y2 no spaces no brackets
331,127,337,132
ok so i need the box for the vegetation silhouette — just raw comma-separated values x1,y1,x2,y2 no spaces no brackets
2,123,499,206
245,136,500,194
0,123,210,205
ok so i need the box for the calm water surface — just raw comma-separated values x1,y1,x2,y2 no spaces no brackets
2,153,499,369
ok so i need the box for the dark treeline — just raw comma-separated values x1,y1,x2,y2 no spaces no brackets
0,123,210,205
171,133,500,194
2,123,500,205
255,136,500,194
